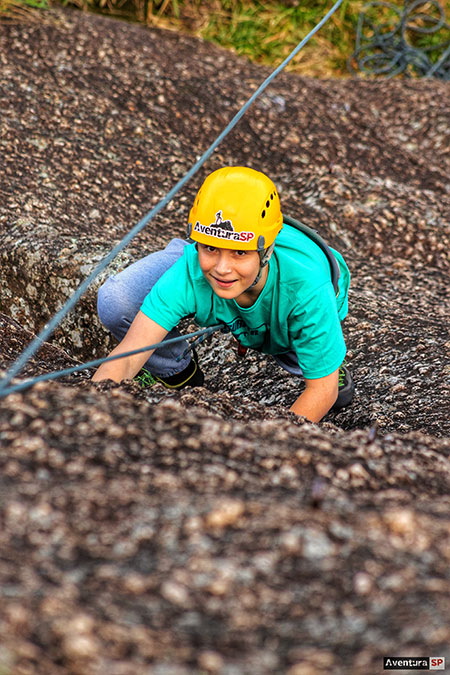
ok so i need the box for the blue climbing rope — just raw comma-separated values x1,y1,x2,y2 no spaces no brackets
0,0,343,398
0,325,226,397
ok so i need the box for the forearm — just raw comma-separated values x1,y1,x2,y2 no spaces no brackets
289,370,339,423
289,389,335,423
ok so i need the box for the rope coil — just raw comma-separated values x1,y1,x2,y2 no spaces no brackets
349,0,450,79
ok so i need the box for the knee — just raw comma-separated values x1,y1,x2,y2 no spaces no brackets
97,277,135,333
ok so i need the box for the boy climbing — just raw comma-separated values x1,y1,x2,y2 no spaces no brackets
92,166,354,422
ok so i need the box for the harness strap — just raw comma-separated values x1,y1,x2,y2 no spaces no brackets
283,215,341,296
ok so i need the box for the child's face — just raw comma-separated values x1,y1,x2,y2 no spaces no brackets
197,244,263,299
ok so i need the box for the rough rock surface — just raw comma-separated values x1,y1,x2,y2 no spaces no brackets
0,8,449,675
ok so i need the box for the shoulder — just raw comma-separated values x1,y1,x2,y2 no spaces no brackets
273,223,338,292
182,242,206,279
161,242,205,287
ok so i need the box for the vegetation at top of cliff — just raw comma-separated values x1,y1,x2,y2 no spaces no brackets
1,0,449,77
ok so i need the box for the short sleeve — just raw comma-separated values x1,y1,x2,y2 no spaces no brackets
140,256,196,331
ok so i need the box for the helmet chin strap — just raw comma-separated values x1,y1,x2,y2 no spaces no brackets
247,243,275,290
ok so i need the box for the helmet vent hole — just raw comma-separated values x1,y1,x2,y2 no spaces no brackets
271,193,274,200
261,210,266,218
266,200,270,208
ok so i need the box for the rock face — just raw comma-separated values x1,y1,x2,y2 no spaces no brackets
0,8,449,675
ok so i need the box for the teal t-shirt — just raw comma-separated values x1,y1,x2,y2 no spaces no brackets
140,223,350,379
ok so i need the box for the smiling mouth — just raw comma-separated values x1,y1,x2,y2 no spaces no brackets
212,276,237,288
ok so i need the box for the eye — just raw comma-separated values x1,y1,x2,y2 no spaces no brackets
234,250,247,256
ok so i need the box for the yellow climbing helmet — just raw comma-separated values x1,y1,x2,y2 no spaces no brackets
187,166,283,251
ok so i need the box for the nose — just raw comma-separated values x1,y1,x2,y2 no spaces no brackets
214,250,233,276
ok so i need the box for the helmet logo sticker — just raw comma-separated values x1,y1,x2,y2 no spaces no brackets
194,211,255,243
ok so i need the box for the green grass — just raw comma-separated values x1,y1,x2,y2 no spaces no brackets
0,0,48,18
158,0,366,76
